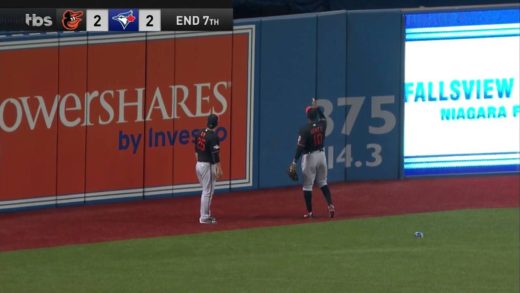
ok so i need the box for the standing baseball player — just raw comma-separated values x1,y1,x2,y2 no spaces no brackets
194,114,223,224
289,99,335,218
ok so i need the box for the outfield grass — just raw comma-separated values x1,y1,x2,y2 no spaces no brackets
1,208,518,292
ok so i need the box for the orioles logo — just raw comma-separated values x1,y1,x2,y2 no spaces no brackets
62,10,83,30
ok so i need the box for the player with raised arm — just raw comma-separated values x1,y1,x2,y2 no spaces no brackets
194,114,223,224
288,98,335,218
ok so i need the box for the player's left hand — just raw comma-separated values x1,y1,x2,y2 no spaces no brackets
215,164,223,179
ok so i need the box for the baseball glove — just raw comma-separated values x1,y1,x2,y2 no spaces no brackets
287,162,298,181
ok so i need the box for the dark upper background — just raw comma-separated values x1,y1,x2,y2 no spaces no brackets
233,0,519,18
0,0,517,13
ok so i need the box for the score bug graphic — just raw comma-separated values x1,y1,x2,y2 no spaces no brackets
109,9,138,31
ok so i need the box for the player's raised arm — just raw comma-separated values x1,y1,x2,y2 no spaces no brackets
312,98,326,121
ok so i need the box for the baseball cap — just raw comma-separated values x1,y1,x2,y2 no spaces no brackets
207,114,219,128
306,107,318,121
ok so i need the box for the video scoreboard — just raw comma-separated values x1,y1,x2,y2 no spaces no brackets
0,8,232,31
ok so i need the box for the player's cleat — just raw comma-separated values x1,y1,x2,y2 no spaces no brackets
328,204,335,218
199,216,217,224
303,212,313,219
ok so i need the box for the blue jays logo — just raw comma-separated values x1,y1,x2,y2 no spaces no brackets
109,9,139,31
112,10,135,29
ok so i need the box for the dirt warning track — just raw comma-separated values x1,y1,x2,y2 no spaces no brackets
1,175,518,251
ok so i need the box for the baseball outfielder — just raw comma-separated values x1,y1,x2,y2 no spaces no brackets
289,99,335,218
194,114,223,224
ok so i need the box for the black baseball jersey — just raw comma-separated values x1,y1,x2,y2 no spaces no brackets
294,118,327,161
194,128,220,164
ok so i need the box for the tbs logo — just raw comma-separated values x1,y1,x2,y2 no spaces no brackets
25,13,53,27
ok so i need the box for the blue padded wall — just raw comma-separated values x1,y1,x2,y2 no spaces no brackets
258,14,318,188
345,10,402,181
316,11,348,182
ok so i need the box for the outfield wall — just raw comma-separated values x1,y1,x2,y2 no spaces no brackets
0,5,518,211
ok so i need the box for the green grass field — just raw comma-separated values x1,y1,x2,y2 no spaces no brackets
1,208,518,292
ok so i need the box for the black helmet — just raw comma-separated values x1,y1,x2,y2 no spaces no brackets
207,114,219,128
306,107,318,121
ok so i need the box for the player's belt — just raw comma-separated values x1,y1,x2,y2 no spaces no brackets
304,148,324,154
